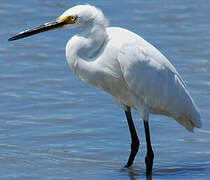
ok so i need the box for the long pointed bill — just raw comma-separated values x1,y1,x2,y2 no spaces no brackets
8,20,66,41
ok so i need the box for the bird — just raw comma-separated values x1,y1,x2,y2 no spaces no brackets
8,4,201,174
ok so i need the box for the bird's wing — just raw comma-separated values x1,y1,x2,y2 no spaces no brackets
117,42,188,115
117,39,201,132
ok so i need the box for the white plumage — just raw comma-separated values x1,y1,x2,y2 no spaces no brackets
64,5,201,132
8,4,201,172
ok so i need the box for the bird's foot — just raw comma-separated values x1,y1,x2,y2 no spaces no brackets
122,163,133,171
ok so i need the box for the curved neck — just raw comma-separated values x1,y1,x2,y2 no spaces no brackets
66,24,107,86
81,24,107,57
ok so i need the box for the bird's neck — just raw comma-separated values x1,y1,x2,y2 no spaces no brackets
80,24,108,57
66,24,107,86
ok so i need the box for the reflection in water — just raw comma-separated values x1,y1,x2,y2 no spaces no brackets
123,166,205,180
128,170,137,180
121,167,137,180
155,167,205,174
122,167,152,180
146,173,152,180
2,0,210,179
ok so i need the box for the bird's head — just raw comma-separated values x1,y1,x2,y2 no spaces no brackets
8,4,108,41
58,5,108,29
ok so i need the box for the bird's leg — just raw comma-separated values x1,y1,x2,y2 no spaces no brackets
124,107,139,168
143,121,154,175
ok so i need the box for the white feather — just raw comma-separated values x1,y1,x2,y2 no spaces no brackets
63,5,201,132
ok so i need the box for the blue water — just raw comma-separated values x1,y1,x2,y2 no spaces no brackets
1,0,210,179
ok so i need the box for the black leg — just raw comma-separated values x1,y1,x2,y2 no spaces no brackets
124,107,139,168
143,121,154,175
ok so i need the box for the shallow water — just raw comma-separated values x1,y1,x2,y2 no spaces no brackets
1,0,210,179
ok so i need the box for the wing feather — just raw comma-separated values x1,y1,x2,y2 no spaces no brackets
118,43,201,131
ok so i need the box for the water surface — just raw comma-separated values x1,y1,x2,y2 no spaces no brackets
1,0,210,179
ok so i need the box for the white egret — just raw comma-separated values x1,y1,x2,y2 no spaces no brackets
9,5,201,174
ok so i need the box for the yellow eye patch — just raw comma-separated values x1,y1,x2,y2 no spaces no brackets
58,15,77,24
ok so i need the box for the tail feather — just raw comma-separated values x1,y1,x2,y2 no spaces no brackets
174,75,201,132
176,108,201,132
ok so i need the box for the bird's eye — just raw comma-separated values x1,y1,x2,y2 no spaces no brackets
70,16,77,22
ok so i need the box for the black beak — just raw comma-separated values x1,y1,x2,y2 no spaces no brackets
8,20,66,41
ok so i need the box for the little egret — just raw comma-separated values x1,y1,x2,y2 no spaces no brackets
9,5,201,174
